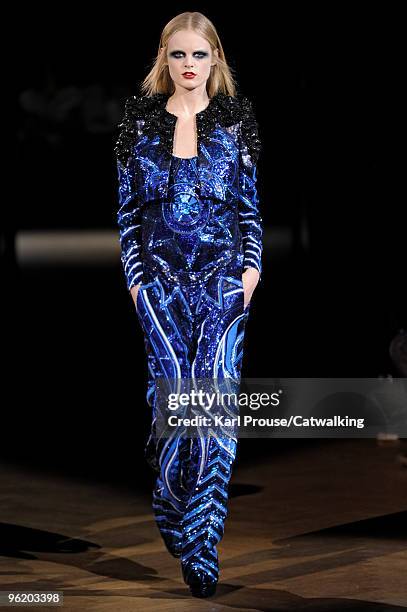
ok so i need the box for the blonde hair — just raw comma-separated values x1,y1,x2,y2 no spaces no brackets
140,12,237,98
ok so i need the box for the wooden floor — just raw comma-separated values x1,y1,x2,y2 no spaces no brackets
0,439,406,611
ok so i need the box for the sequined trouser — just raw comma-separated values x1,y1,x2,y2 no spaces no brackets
135,253,250,583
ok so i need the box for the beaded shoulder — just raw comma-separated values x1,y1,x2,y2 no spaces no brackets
210,93,262,164
237,95,262,165
114,95,161,165
123,94,162,118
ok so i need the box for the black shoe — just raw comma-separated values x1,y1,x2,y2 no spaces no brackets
181,546,218,598
187,573,217,598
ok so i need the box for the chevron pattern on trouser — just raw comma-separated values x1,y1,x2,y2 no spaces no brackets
181,433,237,583
135,265,250,579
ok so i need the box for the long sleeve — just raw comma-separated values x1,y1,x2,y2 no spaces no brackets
115,99,144,291
237,96,263,281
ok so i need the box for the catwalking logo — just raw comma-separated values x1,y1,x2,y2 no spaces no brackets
288,415,365,428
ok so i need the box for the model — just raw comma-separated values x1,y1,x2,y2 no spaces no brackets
114,11,263,598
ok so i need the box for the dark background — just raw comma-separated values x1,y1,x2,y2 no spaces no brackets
5,5,405,484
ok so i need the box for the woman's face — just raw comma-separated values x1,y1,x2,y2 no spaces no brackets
163,29,217,93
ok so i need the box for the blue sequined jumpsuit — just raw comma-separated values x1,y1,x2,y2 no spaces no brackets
115,92,263,591
135,152,250,583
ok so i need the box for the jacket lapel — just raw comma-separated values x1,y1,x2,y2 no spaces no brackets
117,92,245,203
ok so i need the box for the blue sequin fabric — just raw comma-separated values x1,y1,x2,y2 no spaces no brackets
141,154,245,285
115,92,263,595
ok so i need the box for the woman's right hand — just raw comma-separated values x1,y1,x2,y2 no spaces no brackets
130,283,142,310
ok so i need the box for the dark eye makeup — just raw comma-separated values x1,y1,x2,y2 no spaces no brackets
170,51,208,58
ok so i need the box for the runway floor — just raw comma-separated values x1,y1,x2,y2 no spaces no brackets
0,438,406,611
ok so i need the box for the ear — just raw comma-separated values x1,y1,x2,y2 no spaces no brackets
159,46,167,64
212,48,219,66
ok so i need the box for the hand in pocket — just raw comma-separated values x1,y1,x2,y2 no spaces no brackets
242,268,260,308
130,283,142,312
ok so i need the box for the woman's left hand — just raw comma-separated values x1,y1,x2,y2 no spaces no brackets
242,267,260,308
